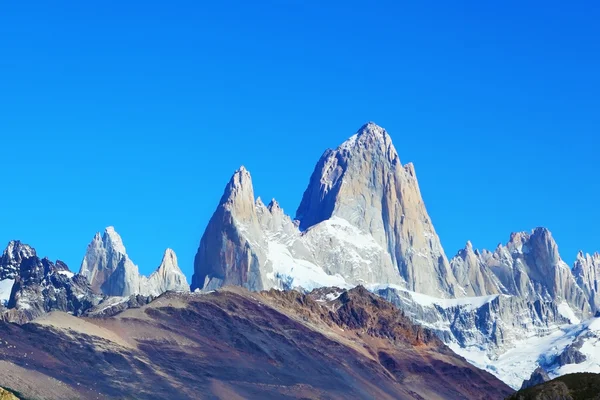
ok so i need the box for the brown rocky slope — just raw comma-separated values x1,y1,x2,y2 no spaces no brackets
0,286,512,399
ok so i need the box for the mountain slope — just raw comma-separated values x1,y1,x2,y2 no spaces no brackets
0,287,513,400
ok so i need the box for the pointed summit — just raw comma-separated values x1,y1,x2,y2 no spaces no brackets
218,166,257,223
79,227,141,296
145,248,189,295
158,248,178,272
103,226,126,255
296,122,460,297
192,166,266,292
338,122,399,161
1,240,36,280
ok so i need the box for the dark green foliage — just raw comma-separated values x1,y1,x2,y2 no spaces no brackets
508,373,600,400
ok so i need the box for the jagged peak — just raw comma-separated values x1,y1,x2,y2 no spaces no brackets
255,196,265,208
102,226,126,255
219,165,255,207
576,251,600,263
337,122,396,156
156,248,186,278
159,248,177,268
267,198,282,213
2,240,36,260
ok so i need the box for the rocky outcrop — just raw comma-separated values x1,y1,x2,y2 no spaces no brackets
0,388,19,400
520,367,551,390
0,241,101,323
80,227,189,297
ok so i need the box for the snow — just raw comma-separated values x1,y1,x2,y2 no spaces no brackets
266,241,350,292
451,317,600,389
57,270,75,279
326,291,343,301
320,217,382,250
557,302,581,324
368,284,500,310
0,279,15,305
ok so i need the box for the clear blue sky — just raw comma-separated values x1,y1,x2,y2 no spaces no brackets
1,1,599,278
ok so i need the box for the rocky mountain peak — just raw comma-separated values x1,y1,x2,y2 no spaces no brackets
218,166,257,223
338,122,399,162
1,241,36,280
2,240,36,262
267,198,282,213
103,226,126,255
527,227,561,266
158,248,178,272
144,248,189,295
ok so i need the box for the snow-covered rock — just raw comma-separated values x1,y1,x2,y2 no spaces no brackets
0,240,35,280
0,241,101,323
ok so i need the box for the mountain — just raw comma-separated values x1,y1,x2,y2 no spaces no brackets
508,373,600,400
80,227,189,297
0,287,513,400
0,241,101,323
193,122,460,297
191,122,600,389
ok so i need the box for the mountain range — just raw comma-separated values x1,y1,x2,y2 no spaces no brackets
0,122,598,397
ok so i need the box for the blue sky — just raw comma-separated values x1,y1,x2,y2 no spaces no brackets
1,1,599,277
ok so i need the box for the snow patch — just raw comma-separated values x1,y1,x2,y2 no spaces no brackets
368,284,500,311
266,241,350,292
0,279,15,305
57,270,75,279
557,302,581,324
